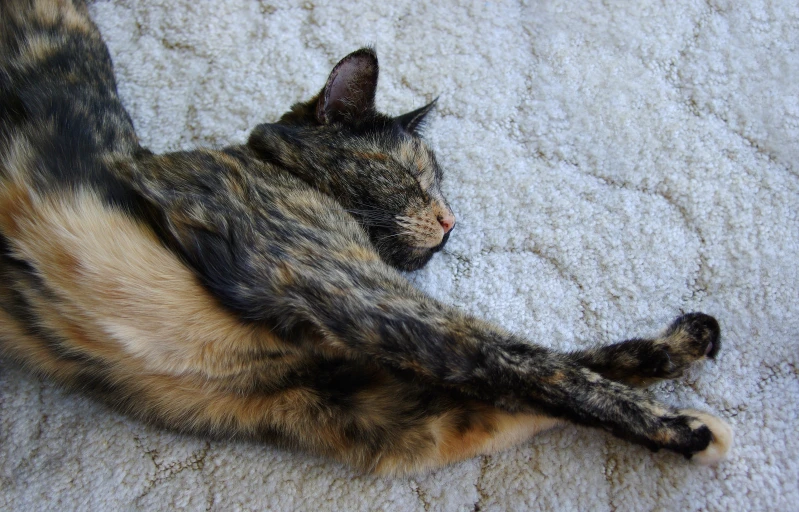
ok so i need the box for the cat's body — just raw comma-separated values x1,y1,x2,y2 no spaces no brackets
0,0,731,475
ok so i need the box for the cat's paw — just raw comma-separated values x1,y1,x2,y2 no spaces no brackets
651,313,720,379
668,312,721,358
680,409,734,465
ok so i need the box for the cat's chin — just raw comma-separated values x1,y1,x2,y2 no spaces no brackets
395,250,436,272
384,232,448,271
367,228,450,271
389,237,450,271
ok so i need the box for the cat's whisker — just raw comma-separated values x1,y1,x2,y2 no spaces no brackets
376,232,415,241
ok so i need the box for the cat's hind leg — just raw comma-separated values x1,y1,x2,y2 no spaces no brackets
568,313,720,387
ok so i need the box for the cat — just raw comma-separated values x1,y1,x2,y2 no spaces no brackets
0,0,732,476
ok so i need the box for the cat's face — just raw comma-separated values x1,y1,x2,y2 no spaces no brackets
324,128,455,272
248,49,455,271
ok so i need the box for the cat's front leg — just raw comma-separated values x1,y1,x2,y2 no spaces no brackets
567,313,720,387
538,367,733,464
459,330,733,464
293,290,735,463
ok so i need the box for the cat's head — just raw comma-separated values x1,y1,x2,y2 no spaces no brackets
247,48,455,271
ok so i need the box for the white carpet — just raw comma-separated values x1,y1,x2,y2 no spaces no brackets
2,0,798,510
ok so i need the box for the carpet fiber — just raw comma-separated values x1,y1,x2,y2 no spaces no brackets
2,0,797,510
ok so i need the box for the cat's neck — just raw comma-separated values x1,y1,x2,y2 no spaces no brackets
243,134,363,209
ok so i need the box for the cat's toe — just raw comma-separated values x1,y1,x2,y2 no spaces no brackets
681,409,734,465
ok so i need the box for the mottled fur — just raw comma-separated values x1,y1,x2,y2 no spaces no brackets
0,0,732,476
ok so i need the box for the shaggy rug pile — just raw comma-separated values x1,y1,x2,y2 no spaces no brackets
2,0,797,509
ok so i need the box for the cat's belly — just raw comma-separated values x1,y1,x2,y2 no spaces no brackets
0,179,291,379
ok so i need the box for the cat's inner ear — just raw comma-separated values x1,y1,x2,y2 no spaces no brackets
395,98,437,135
316,48,379,125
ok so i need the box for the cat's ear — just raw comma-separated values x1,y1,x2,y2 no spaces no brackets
395,98,438,135
316,48,379,125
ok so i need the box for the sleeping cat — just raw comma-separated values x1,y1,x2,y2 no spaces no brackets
0,0,731,475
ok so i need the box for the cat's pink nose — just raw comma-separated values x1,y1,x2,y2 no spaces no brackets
438,213,456,234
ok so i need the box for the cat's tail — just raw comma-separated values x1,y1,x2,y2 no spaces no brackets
0,0,140,171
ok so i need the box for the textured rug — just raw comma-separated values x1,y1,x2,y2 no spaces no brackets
2,0,798,510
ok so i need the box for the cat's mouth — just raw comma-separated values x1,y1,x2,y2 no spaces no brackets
410,230,451,254
365,225,451,271
429,231,450,253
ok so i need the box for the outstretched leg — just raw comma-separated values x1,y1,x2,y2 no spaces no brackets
568,313,721,387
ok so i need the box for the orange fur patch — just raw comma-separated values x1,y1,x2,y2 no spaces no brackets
0,182,286,378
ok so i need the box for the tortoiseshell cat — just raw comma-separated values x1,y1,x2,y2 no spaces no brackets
0,0,732,475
